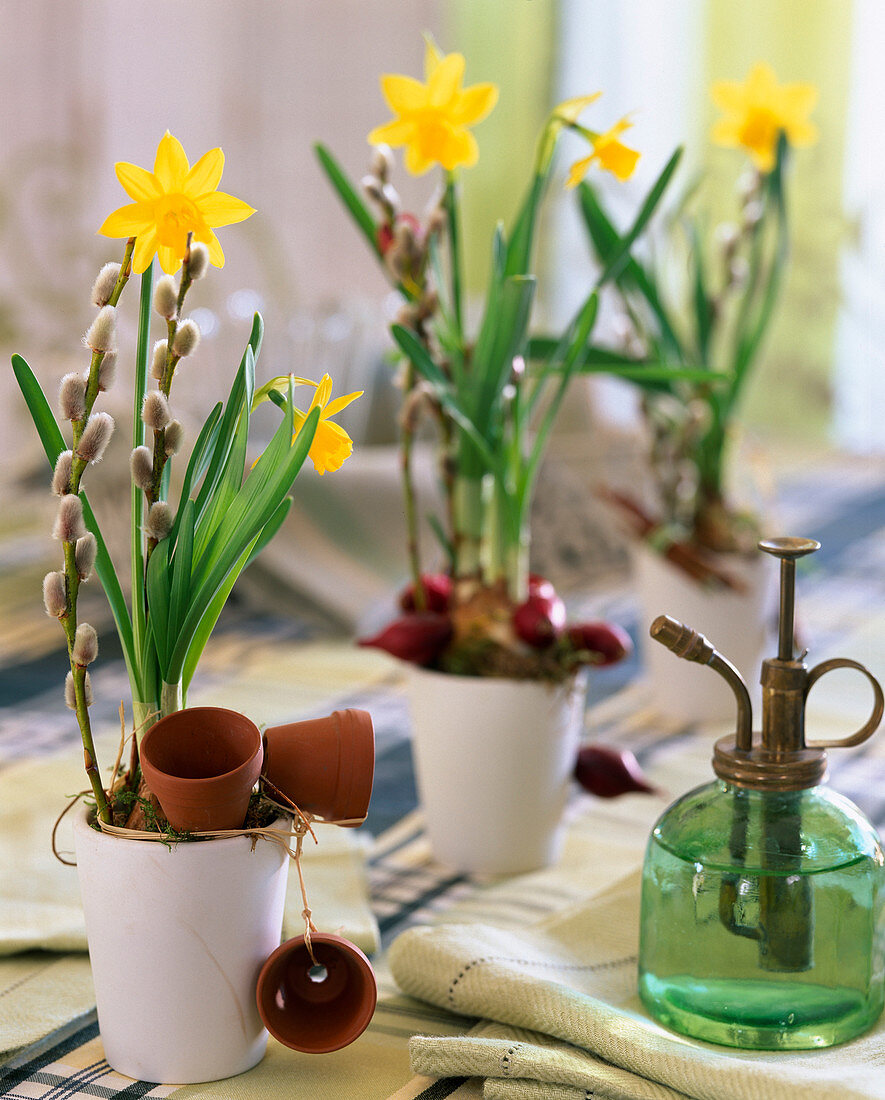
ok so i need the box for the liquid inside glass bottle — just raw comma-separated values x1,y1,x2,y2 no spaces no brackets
638,537,885,1049
639,780,885,1049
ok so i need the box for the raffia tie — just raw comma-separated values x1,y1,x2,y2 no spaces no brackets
54,791,364,968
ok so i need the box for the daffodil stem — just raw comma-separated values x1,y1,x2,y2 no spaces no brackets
444,174,464,342
144,243,196,571
400,361,425,610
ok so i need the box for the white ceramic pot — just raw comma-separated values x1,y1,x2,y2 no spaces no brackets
73,810,290,1083
633,544,775,727
405,667,585,874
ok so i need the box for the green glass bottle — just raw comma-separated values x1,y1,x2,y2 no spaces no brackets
639,537,885,1050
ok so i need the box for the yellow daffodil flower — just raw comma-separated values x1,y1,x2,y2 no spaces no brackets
711,63,818,171
553,92,603,126
252,374,363,475
98,131,256,274
368,40,498,175
565,117,641,188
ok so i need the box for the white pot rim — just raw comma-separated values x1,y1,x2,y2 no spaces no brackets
405,663,583,692
71,804,290,854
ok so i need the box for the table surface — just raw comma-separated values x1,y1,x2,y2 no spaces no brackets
4,458,885,1099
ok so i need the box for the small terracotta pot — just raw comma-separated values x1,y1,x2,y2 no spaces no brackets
256,932,377,1053
262,709,374,825
140,707,263,832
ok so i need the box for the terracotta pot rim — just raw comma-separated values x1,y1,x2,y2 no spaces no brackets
256,931,377,1053
141,707,263,787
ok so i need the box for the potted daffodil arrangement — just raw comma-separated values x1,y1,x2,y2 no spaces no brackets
567,62,818,722
317,40,694,872
13,133,374,1081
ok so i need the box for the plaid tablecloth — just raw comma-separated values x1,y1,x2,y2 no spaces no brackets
4,457,885,1098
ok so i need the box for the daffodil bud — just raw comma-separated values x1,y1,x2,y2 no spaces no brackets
130,445,154,491
83,305,117,353
59,373,87,421
96,351,116,392
53,494,86,543
91,263,121,307
151,339,168,381
75,532,97,580
43,571,66,618
142,391,171,431
72,622,99,666
51,450,73,496
185,242,210,280
145,501,173,541
76,411,114,464
65,669,93,709
172,318,200,358
153,275,178,320
164,419,184,456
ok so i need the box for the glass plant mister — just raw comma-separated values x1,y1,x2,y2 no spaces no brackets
639,537,885,1049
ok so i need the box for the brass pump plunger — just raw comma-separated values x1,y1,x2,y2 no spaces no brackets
650,536,884,793
649,536,885,971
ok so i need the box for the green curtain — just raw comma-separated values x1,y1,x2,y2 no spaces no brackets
702,0,854,439
445,0,557,295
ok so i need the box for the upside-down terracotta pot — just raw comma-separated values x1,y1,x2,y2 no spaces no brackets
262,709,375,825
140,707,263,832
256,932,377,1053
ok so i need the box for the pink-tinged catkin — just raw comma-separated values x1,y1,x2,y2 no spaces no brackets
142,391,171,431
153,275,178,320
59,373,87,421
151,340,168,381
76,411,114,464
72,622,99,666
65,670,93,709
75,533,97,580
51,450,73,496
186,242,210,280
91,263,121,307
97,352,116,392
129,446,153,491
83,305,117,353
145,501,173,541
172,318,200,358
53,494,87,543
164,420,184,456
42,571,67,617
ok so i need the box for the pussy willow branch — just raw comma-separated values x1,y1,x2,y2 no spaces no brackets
61,237,135,823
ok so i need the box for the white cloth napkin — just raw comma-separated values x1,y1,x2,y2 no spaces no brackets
389,872,885,1100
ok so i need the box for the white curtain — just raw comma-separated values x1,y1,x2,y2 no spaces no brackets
833,0,885,453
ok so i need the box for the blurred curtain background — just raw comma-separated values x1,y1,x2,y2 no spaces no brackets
0,0,881,622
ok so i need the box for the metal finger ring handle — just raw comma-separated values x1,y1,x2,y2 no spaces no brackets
804,657,885,749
